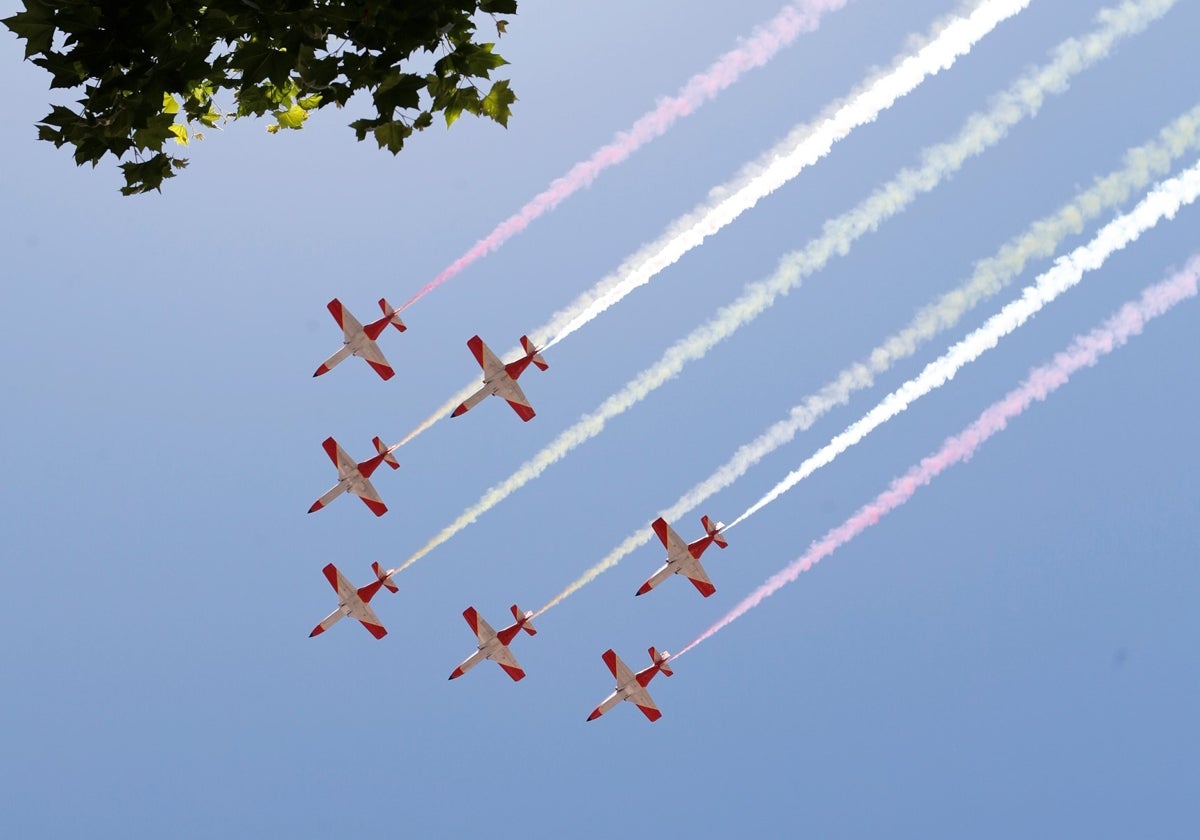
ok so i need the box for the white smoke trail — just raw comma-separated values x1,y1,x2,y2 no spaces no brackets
397,0,1035,446
540,0,1035,348
730,158,1200,528
536,104,1200,613
395,0,1175,573
680,254,1200,656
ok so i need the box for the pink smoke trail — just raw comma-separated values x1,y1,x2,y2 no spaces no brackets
678,254,1200,657
398,1,850,310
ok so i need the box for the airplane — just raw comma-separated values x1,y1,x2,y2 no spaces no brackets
309,561,398,639
451,335,548,422
307,436,399,517
636,515,728,598
313,298,406,381
448,605,538,682
586,647,673,722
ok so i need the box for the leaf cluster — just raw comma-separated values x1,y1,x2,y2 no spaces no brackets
4,0,518,194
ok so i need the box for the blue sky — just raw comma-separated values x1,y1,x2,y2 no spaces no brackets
2,1,1197,837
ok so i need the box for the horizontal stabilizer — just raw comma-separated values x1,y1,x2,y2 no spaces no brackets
378,298,407,332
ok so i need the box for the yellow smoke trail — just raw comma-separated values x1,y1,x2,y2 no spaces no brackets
395,0,1033,448
395,0,1176,575
536,103,1200,613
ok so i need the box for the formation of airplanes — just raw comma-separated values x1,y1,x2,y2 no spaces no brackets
307,300,734,722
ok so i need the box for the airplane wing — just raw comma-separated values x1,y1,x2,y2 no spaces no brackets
467,335,507,379
678,556,716,598
651,517,691,564
356,339,395,381
463,607,497,644
625,684,662,722
488,644,526,682
494,377,535,422
321,437,359,478
602,649,636,685
349,601,388,639
323,563,356,600
351,479,388,517
328,299,365,342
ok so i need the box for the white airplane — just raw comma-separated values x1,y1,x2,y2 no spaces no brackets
313,298,406,381
309,561,398,640
587,647,673,722
448,605,538,682
307,436,399,517
636,515,728,598
451,335,548,422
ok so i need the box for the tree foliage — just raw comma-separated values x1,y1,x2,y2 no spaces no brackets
4,0,518,194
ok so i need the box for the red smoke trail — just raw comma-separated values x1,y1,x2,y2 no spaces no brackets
679,254,1200,656
399,1,848,310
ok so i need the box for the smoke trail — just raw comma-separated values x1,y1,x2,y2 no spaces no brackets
534,105,1200,614
398,1,852,311
394,0,1173,573
679,255,1200,656
541,0,1035,348
728,158,1200,530
397,0,1035,444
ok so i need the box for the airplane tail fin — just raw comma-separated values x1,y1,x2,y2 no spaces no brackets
372,561,398,593
702,515,728,549
511,604,537,636
520,335,549,371
373,437,400,470
649,646,673,676
378,298,407,332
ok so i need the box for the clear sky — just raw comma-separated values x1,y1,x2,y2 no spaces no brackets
2,1,1197,837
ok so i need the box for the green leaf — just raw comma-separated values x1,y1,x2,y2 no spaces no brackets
297,94,323,110
274,102,308,130
169,123,189,146
480,0,518,15
480,79,516,127
3,5,56,59
374,121,412,154
133,113,179,150
163,93,181,115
